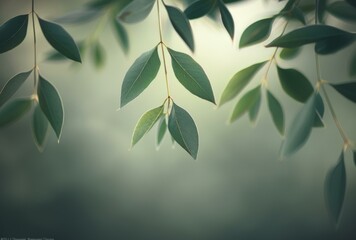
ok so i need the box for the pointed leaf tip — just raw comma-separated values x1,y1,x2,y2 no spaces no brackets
219,1,235,40
32,103,49,151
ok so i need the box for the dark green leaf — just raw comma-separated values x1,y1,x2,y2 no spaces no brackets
239,18,274,48
219,0,235,40
37,75,64,140
92,42,105,69
330,82,356,103
54,8,101,24
317,0,327,23
32,103,49,151
327,1,356,22
248,89,261,124
118,0,156,23
165,4,195,52
230,86,261,123
0,98,32,127
267,25,354,48
120,46,161,107
315,34,355,55
132,105,164,147
0,69,32,107
325,151,346,224
346,0,356,8
38,17,81,63
267,90,285,135
350,53,356,76
157,115,167,146
279,47,301,60
277,66,313,102
113,19,129,54
168,48,215,104
313,93,324,128
279,0,296,13
0,15,28,53
281,7,306,25
168,102,199,159
184,0,215,19
220,61,267,106
282,93,317,156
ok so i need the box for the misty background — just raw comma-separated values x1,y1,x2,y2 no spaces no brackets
1,0,356,239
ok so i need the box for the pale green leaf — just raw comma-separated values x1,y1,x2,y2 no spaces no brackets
92,41,105,69
54,8,101,24
32,103,49,151
118,0,156,23
0,15,28,53
248,89,261,124
230,86,261,123
267,90,285,135
279,47,301,60
239,18,274,48
113,19,129,54
0,98,32,127
157,115,167,146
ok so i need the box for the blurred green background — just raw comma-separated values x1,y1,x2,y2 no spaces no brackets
1,0,356,239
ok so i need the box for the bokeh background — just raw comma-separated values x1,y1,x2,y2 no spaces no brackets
1,0,356,239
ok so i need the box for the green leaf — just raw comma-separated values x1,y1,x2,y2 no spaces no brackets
92,41,105,69
164,4,195,52
330,82,356,103
350,53,356,76
168,48,215,104
54,8,101,24
248,89,261,124
239,18,274,48
0,98,32,127
346,0,356,8
267,90,285,135
113,19,129,54
327,1,356,22
0,69,32,107
157,115,167,146
184,0,215,19
282,93,317,156
317,0,327,23
279,47,301,60
277,66,313,102
168,102,199,159
0,15,28,53
37,75,64,140
38,17,81,62
325,150,346,224
354,151,356,166
117,0,156,23
230,86,261,123
220,61,267,106
120,46,160,107
315,34,355,55
281,7,306,25
267,25,354,48
132,105,164,147
219,0,235,40
32,103,49,151
313,93,324,128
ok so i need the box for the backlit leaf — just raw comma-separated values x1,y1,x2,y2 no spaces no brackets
220,61,267,106
38,17,81,62
267,90,285,135
282,93,317,156
327,1,356,22
239,18,274,48
165,4,195,52
168,102,199,159
117,0,156,23
230,86,261,123
325,151,346,224
0,98,32,127
279,47,301,60
219,0,235,40
132,105,164,147
32,103,49,151
54,8,101,24
37,75,64,140
330,82,356,103
184,0,215,19
277,66,313,102
0,15,28,53
120,46,160,107
248,89,261,124
0,69,32,107
92,41,105,69
168,48,215,104
113,19,129,54
157,115,167,146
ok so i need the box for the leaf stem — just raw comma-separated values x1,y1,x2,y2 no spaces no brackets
157,0,171,98
31,0,38,89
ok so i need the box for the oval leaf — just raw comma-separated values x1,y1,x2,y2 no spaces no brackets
267,90,285,135
32,103,49,151
38,17,81,62
118,0,156,23
0,69,32,107
325,151,346,224
113,19,129,54
277,66,313,102
279,47,301,60
0,14,28,53
37,75,64,140
327,1,356,22
219,1,235,40
267,25,354,48
220,61,267,106
165,4,195,52
168,48,215,104
132,105,164,147
230,86,261,123
92,42,105,69
315,34,355,55
330,82,356,103
282,93,317,156
239,18,274,48
0,98,32,127
184,0,215,19
120,46,160,107
157,115,167,146
248,90,261,124
168,102,198,159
